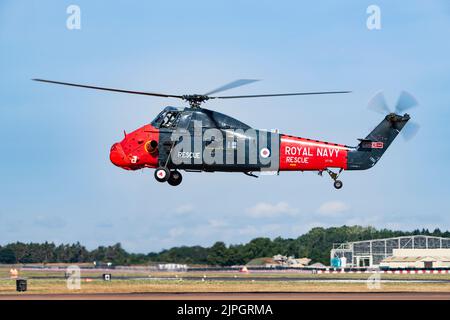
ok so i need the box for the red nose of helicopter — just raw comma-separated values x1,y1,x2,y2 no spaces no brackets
109,143,129,168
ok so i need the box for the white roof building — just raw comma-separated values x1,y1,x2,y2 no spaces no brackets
331,235,450,268
380,249,450,269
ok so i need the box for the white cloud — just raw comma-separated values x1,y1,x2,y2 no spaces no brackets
174,204,194,214
34,215,67,229
238,224,282,236
316,201,350,216
168,227,185,238
246,201,298,218
290,221,327,235
208,219,228,228
344,215,380,226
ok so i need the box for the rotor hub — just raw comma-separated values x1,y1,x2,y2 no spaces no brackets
181,94,210,108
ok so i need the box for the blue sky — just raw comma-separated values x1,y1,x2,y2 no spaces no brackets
1,1,450,252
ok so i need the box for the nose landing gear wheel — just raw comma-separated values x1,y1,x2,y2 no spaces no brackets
168,170,182,186
154,167,170,182
333,180,343,189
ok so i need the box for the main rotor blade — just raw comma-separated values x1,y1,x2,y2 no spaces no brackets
367,91,390,114
203,79,260,96
212,91,351,99
395,90,418,114
32,79,184,99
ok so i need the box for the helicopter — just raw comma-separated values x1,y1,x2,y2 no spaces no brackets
33,79,419,189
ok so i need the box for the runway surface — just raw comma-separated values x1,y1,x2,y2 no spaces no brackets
2,292,450,300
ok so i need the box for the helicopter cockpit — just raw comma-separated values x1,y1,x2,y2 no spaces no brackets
151,106,182,128
151,106,251,130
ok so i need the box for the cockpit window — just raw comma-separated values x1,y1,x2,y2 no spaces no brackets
160,111,180,128
151,107,181,128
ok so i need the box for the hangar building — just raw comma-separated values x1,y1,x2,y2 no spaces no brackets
331,235,450,268
379,249,450,269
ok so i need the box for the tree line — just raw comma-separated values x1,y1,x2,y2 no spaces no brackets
1,225,449,266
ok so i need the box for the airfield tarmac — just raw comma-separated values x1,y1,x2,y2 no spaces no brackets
2,267,450,299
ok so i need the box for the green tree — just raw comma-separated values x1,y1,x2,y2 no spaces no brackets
0,248,16,264
207,242,228,266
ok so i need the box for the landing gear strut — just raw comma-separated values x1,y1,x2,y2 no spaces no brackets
325,168,344,190
154,141,183,186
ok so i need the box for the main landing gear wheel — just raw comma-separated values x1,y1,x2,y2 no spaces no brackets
168,170,183,186
154,167,170,182
325,168,344,190
333,180,343,189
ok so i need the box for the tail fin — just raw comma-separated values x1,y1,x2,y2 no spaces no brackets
347,113,410,170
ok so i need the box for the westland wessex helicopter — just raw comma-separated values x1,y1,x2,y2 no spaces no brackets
33,79,419,189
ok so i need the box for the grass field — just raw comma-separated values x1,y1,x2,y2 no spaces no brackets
2,278,450,295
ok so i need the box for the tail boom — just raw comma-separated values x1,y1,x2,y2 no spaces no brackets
278,113,410,172
347,113,410,170
279,136,349,171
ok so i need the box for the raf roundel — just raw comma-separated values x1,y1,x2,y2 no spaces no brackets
260,147,271,158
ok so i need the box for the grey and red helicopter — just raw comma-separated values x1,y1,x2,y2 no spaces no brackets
33,79,419,189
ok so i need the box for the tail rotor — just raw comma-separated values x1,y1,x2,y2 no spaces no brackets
367,90,420,141
394,91,418,114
